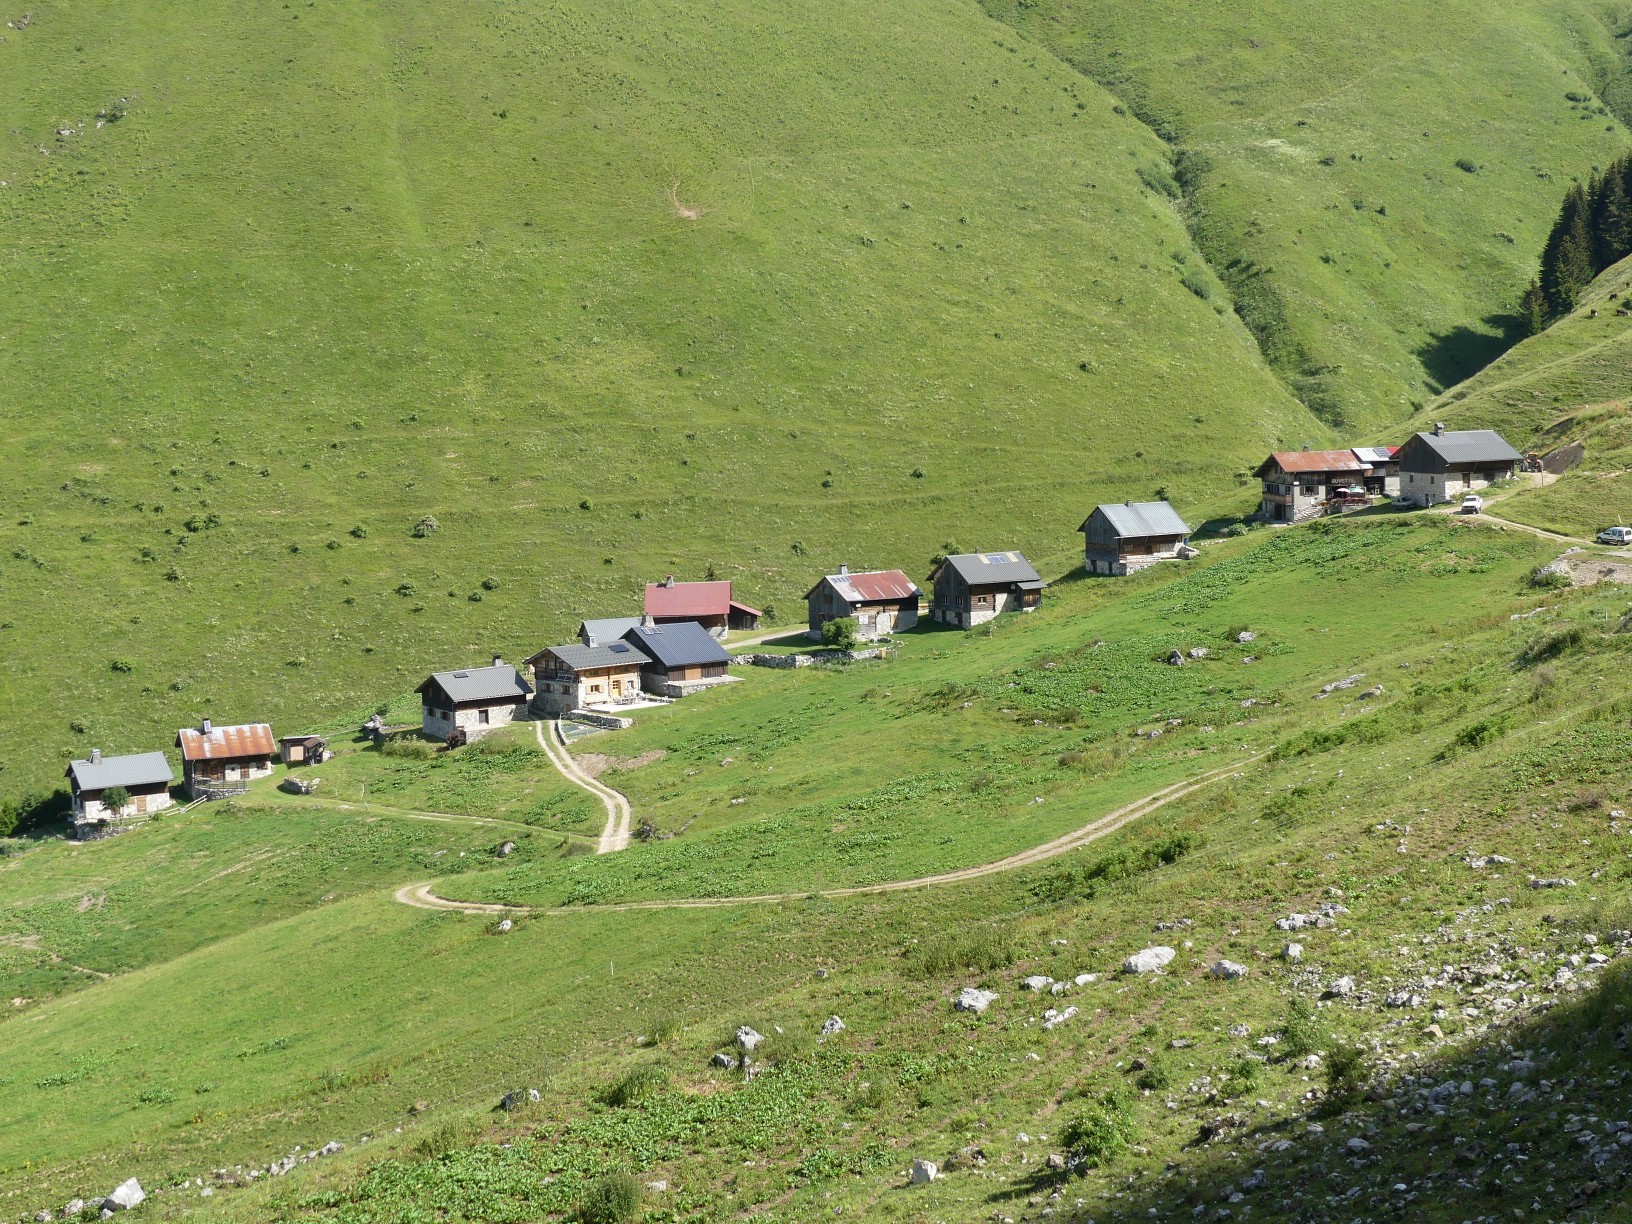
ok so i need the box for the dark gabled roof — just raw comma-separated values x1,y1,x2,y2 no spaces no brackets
176,723,276,762
417,662,531,705
803,568,921,603
528,641,650,673
66,750,173,791
621,621,732,669
937,551,1044,589
1407,429,1524,466
1078,501,1192,539
578,616,643,646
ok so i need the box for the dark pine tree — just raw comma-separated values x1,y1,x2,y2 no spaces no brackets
1540,183,1594,316
1589,164,1632,273
1520,278,1548,336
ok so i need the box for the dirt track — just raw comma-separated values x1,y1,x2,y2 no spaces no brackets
394,753,1263,917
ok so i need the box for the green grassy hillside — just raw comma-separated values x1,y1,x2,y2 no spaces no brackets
984,0,1632,426
0,0,1324,803
2,514,1631,1223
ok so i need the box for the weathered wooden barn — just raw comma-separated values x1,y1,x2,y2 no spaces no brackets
1078,501,1194,575
927,552,1044,627
1396,425,1523,507
644,577,761,638
279,734,328,766
526,640,650,715
621,621,735,696
804,565,921,641
416,658,532,742
66,749,174,836
175,720,276,798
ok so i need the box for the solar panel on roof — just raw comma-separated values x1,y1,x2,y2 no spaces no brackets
453,670,469,678
609,643,630,653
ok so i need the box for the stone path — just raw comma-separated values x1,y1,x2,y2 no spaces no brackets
534,719,632,854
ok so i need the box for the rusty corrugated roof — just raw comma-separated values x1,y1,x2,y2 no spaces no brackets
821,569,920,603
1258,449,1370,476
175,723,276,762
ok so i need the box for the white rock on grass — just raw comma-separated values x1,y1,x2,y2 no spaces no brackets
1041,1005,1079,1031
953,987,998,1014
103,1181,145,1213
910,1159,939,1184
735,1026,764,1051
1210,960,1248,980
1283,943,1304,962
820,1016,846,1036
1021,975,1055,991
1073,973,1098,986
1122,946,1176,974
1328,976,1355,998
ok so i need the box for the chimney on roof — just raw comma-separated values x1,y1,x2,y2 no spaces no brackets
1126,500,1134,507
642,613,656,628
1302,443,1311,452
838,563,848,577
663,575,675,588
91,748,102,764
585,631,598,648
492,655,504,668
1434,421,1445,437
201,718,212,735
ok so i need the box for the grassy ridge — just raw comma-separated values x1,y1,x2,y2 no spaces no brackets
0,0,1318,802
983,0,1632,426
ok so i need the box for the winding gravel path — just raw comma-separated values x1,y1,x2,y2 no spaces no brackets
534,719,632,854
395,754,1263,917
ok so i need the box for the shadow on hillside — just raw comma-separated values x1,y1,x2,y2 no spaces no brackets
986,958,1632,1222
1419,314,1522,392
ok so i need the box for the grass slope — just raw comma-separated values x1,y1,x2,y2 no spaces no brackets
984,0,1632,427
6,513,1621,1224
0,0,1319,802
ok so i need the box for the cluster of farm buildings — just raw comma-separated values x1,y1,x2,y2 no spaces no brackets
61,425,1525,840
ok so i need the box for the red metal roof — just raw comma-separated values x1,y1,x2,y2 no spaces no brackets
176,722,276,762
1262,449,1369,475
836,569,919,602
728,599,763,618
645,579,733,618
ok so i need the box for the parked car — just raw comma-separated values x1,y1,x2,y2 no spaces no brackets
1598,525,1632,546
1459,494,1483,514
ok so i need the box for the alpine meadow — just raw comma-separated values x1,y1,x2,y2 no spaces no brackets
5,3,1632,1224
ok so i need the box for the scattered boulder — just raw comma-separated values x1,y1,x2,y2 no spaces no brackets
1021,975,1055,991
1166,650,1187,666
711,1052,739,1070
497,918,513,933
1236,630,1257,644
63,1201,85,1219
319,1140,344,1156
735,1026,764,1051
1317,674,1365,696
944,1145,987,1171
1327,976,1356,998
820,1015,846,1036
1187,646,1209,659
910,1159,939,1184
1045,1152,1067,1171
1358,685,1385,700
496,841,516,858
1042,1005,1079,1031
1283,942,1304,962
1122,946,1176,974
102,1181,144,1214
1530,876,1577,889
953,987,998,1014
1210,959,1248,981
1346,1137,1372,1154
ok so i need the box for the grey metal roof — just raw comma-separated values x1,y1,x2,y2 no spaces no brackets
67,751,173,792
579,617,643,646
1080,501,1192,539
419,662,531,704
940,551,1043,588
1412,430,1524,465
536,641,650,672
621,621,731,669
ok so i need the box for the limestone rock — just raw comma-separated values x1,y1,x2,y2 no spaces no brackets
1210,959,1248,980
909,1159,939,1184
1122,946,1176,974
735,1026,764,1051
820,1015,846,1036
1020,975,1054,991
1283,942,1304,962
103,1180,145,1213
711,1052,739,1069
953,987,998,1014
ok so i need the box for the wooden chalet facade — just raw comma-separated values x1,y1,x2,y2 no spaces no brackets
927,552,1044,627
175,720,276,798
66,749,174,837
417,658,532,742
1396,425,1523,507
1253,449,1371,523
526,640,650,716
644,577,761,639
1078,501,1194,576
279,734,328,766
804,565,920,641
621,621,734,696
1351,446,1401,497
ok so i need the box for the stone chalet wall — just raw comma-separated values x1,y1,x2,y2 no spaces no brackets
734,647,891,668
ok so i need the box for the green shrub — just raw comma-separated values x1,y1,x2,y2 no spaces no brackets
100,785,131,813
759,1027,816,1064
1518,624,1585,666
578,1172,641,1224
379,737,435,760
1321,1043,1370,1115
1133,1056,1171,1091
1453,714,1510,751
1530,564,1573,590
1031,831,1201,903
906,927,1017,978
642,1015,681,1045
1060,1095,1138,1170
1280,997,1324,1058
603,1064,668,1107
821,617,860,650
409,1111,484,1159
1225,1055,1262,1096
411,514,440,538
